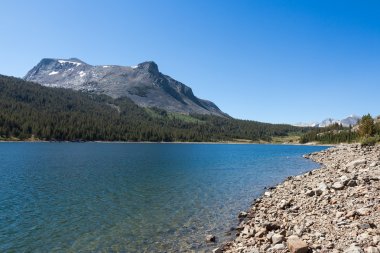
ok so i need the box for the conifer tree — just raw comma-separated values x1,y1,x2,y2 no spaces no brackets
359,114,375,138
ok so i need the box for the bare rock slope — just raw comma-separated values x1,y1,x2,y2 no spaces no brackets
219,144,380,253
24,58,227,117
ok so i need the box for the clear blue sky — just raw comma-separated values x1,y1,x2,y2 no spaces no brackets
1,0,379,124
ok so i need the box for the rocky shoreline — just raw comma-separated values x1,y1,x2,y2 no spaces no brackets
215,144,380,253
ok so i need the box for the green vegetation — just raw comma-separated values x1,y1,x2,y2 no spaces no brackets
300,114,380,145
359,114,375,138
168,112,205,124
0,75,305,142
271,132,302,144
376,117,380,133
360,136,379,147
359,114,380,146
299,123,358,144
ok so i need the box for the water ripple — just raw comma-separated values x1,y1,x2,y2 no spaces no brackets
0,143,327,252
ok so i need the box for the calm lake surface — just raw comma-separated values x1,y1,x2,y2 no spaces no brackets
0,143,327,252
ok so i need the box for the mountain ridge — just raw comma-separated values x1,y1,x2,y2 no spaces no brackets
24,58,227,117
294,115,360,128
0,74,303,142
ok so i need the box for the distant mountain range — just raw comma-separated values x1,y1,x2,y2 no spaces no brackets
17,58,365,131
294,115,360,128
24,58,227,117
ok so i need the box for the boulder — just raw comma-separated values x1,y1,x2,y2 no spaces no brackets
356,208,371,216
205,234,216,242
306,190,315,197
272,243,286,250
332,181,344,190
255,228,267,238
357,232,370,242
373,235,380,245
271,233,284,244
242,225,255,237
238,211,248,219
345,210,357,218
344,245,364,253
287,235,308,253
317,182,328,192
347,179,358,187
279,199,291,209
346,159,366,169
212,247,222,253
340,175,350,185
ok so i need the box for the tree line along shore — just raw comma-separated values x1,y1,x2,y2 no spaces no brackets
1,75,380,146
0,75,305,143
299,114,380,146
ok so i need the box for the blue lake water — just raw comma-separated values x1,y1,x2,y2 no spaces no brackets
0,143,327,252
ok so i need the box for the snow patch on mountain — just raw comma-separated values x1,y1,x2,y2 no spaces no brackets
294,115,360,128
24,58,228,117
58,60,82,66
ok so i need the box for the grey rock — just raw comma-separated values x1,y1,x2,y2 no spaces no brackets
266,231,274,240
271,233,284,244
356,208,371,216
373,235,380,245
278,199,291,209
238,211,248,218
347,179,358,187
357,223,371,230
206,234,216,242
306,190,315,197
272,243,286,250
24,58,228,117
212,247,223,253
344,245,364,253
255,228,267,238
365,246,380,253
317,182,328,192
346,159,366,169
340,175,350,185
242,225,254,237
245,247,259,253
260,244,271,251
332,181,344,190
222,145,380,253
357,232,370,241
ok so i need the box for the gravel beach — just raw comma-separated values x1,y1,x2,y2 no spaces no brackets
217,144,380,253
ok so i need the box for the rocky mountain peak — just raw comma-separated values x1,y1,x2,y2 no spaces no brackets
38,58,88,67
137,61,159,74
24,58,228,117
